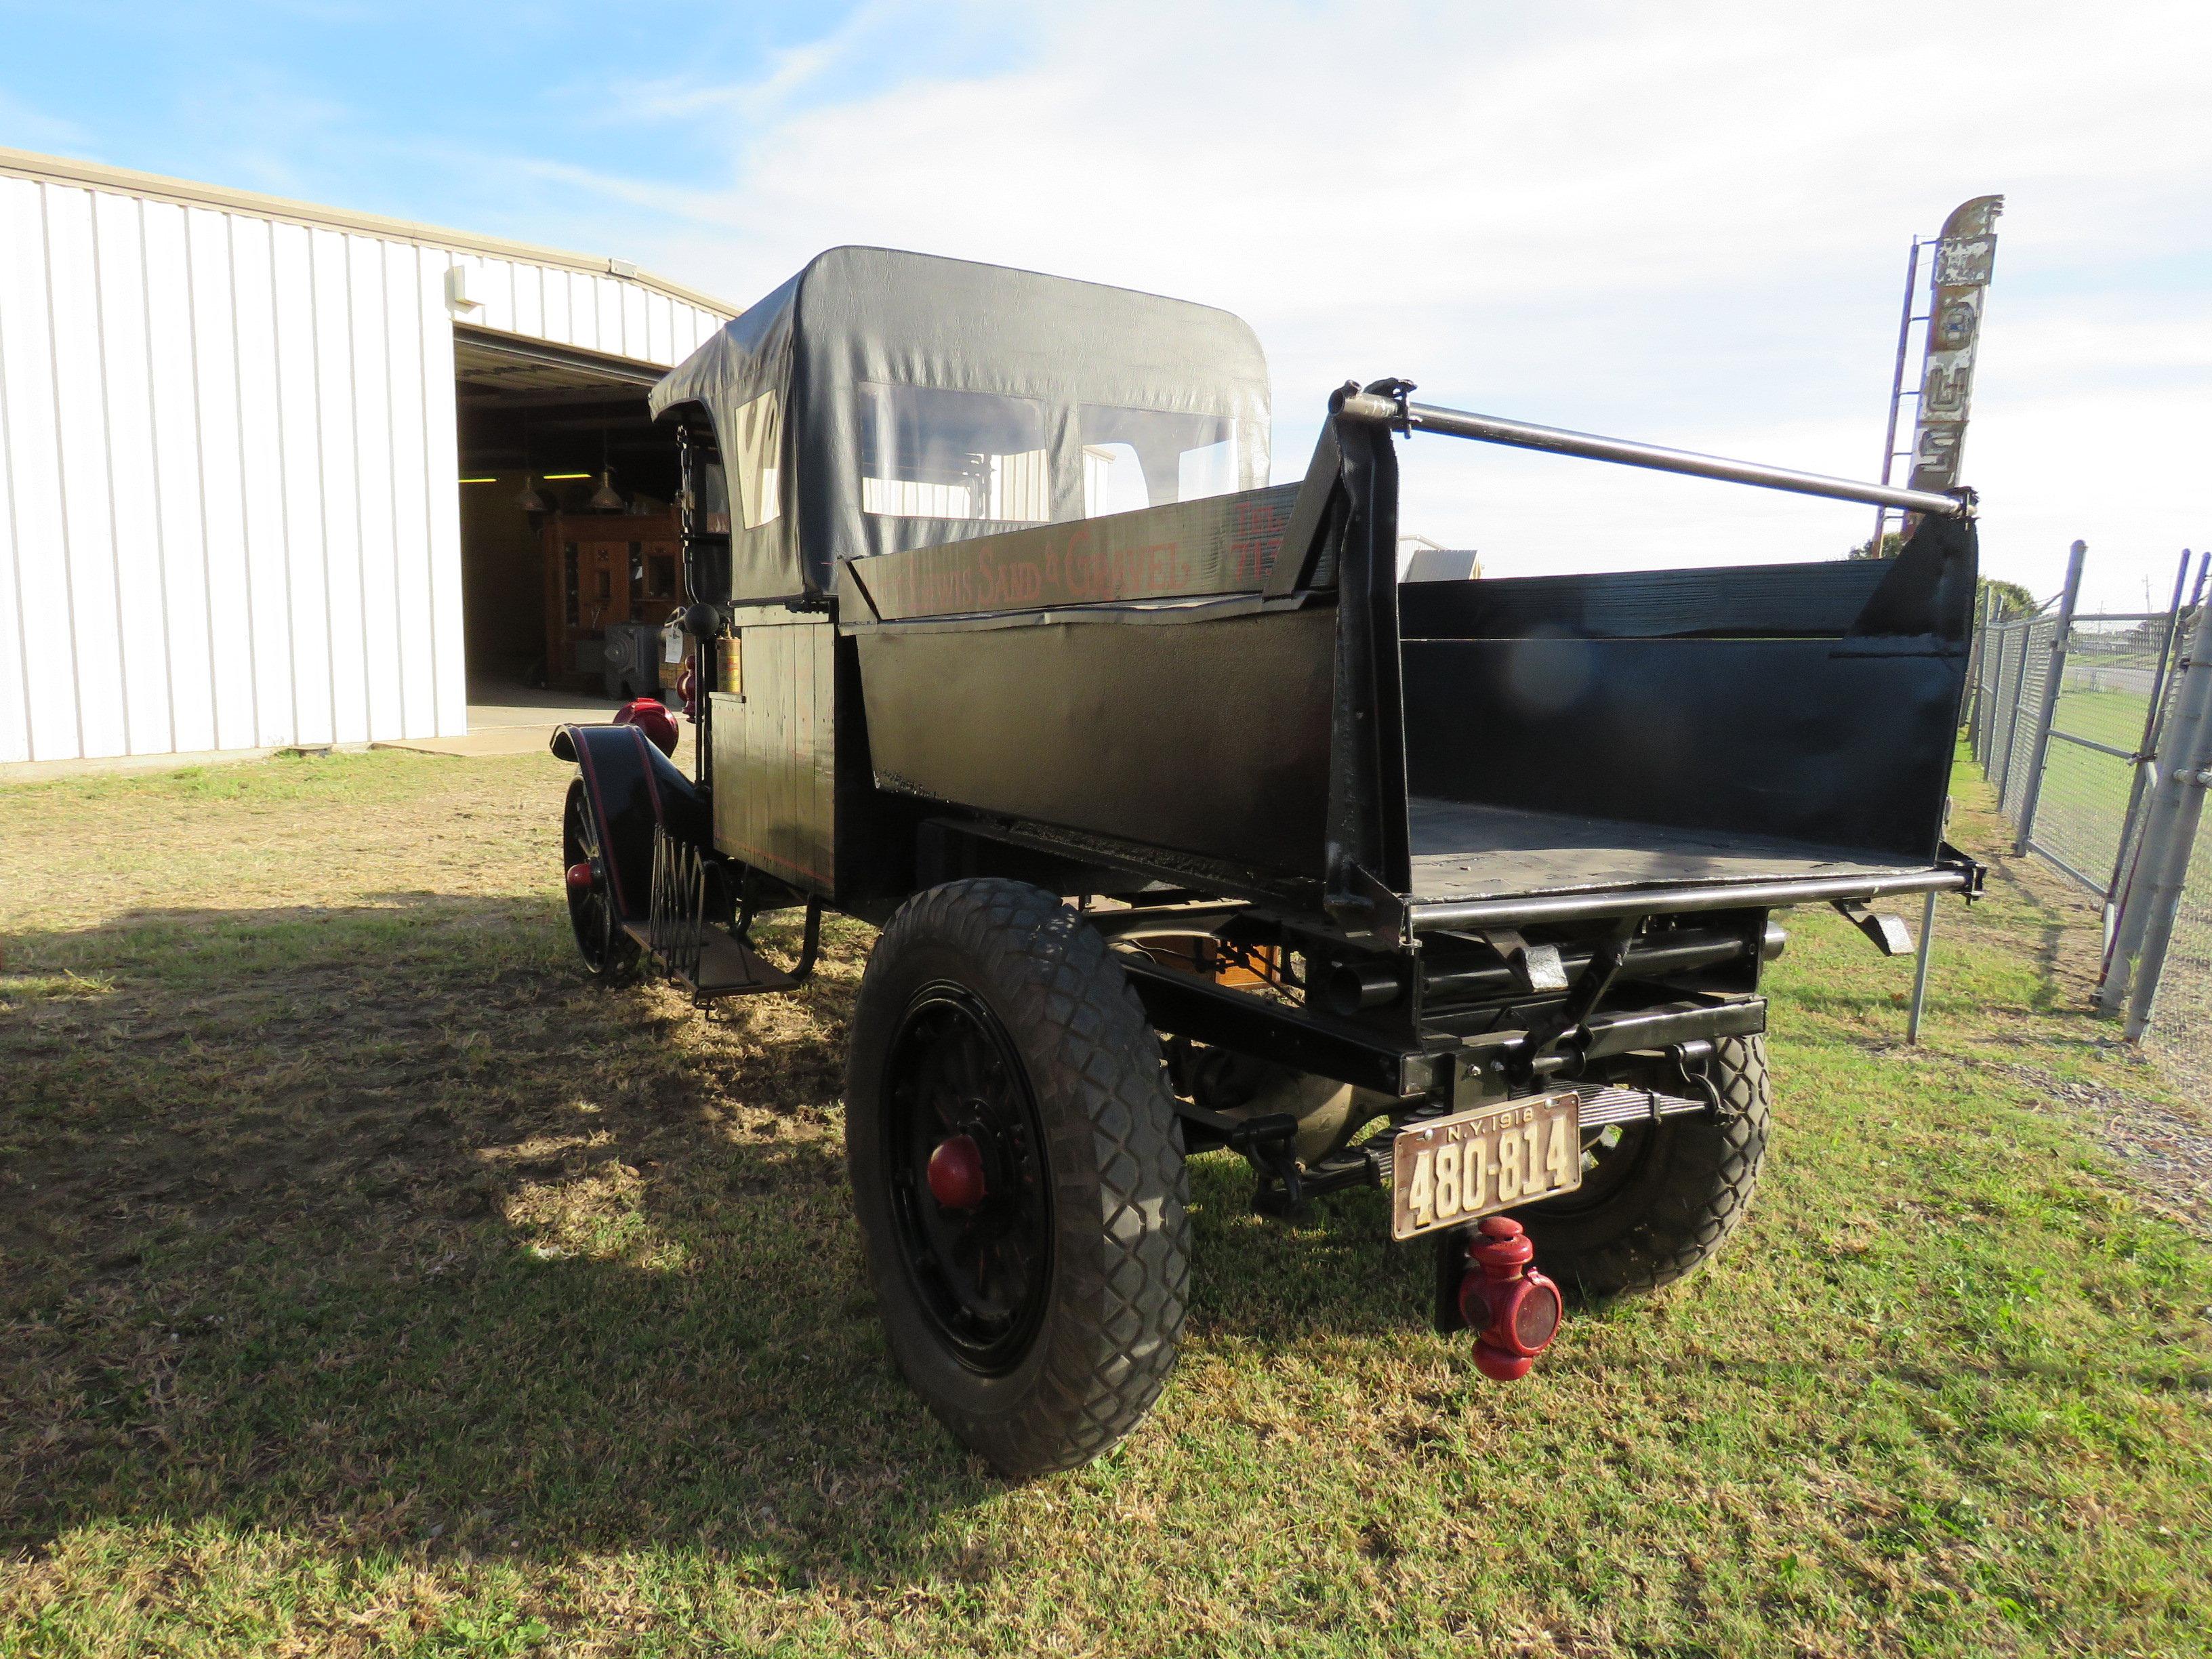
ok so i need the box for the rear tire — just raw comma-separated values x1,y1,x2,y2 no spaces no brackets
846,879,1190,1477
1516,1034,1771,1298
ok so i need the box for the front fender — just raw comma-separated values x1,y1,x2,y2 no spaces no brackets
552,724,710,924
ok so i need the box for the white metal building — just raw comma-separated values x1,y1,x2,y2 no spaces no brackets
0,147,734,766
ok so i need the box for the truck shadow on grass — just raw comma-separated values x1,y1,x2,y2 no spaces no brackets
0,893,1432,1582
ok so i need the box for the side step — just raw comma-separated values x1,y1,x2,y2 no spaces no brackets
621,912,819,1000
634,825,823,1002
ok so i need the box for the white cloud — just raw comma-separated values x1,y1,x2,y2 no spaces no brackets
586,2,909,129
560,0,2212,611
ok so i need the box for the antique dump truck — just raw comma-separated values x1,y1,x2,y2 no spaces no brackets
553,247,1982,1477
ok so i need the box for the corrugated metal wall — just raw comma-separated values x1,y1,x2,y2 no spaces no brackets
0,169,727,763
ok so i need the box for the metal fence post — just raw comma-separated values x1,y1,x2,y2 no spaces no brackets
2098,569,2209,1014
1995,619,2035,805
1971,607,1990,758
1968,586,1998,750
1976,605,2004,761
2106,598,2212,1035
2102,548,2197,908
1973,588,1990,739
1997,615,2023,760
1990,614,2014,762
2013,540,2086,853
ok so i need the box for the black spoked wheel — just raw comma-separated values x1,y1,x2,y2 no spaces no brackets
562,778,639,985
1516,1034,1772,1298
882,984,1052,1374
847,879,1190,1477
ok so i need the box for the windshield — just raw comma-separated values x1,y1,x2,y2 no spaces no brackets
859,383,1050,524
1079,406,1240,518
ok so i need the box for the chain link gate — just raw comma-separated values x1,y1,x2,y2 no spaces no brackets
1967,545,2211,1073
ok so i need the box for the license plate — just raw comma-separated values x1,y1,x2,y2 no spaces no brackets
1390,1090,1583,1241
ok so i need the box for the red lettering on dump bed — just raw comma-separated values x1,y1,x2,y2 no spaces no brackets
1227,496,1292,581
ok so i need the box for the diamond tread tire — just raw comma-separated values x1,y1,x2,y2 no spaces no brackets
846,879,1191,1477
1517,1033,1771,1298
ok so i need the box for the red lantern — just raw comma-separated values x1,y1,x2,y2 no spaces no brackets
1456,1216,1564,1382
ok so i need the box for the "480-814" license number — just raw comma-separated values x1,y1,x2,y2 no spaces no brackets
1389,1090,1583,1240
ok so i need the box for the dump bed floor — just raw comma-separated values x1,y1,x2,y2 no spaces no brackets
1406,797,1924,903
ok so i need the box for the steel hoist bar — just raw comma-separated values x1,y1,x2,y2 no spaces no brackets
1334,390,1970,519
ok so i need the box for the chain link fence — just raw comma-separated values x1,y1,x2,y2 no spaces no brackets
1965,546,2212,1080
2158,817,2212,1078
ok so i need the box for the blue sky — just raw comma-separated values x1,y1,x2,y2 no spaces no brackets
3,1,2206,608
0,2,1006,242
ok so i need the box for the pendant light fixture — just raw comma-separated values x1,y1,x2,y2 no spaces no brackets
514,412,550,512
590,429,623,511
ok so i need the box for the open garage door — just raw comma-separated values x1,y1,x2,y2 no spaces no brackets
452,325,684,732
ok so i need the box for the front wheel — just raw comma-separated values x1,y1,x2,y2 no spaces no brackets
846,879,1190,1477
1517,1033,1772,1298
562,778,639,985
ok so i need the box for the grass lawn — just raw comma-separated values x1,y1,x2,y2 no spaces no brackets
3,747,2209,1657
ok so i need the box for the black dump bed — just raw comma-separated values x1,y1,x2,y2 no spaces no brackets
831,409,1977,934
651,249,1976,933
1389,544,1975,927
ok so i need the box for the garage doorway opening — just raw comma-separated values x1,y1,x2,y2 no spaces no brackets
453,325,684,733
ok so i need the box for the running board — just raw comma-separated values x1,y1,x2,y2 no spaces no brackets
621,914,819,1000
635,824,823,1002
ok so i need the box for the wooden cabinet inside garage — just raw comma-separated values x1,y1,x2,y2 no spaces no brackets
541,510,682,686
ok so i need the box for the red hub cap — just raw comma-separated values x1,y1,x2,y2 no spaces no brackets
926,1134,989,1211
565,861,596,893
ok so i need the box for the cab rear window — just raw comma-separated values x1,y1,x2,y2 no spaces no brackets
859,384,1049,524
